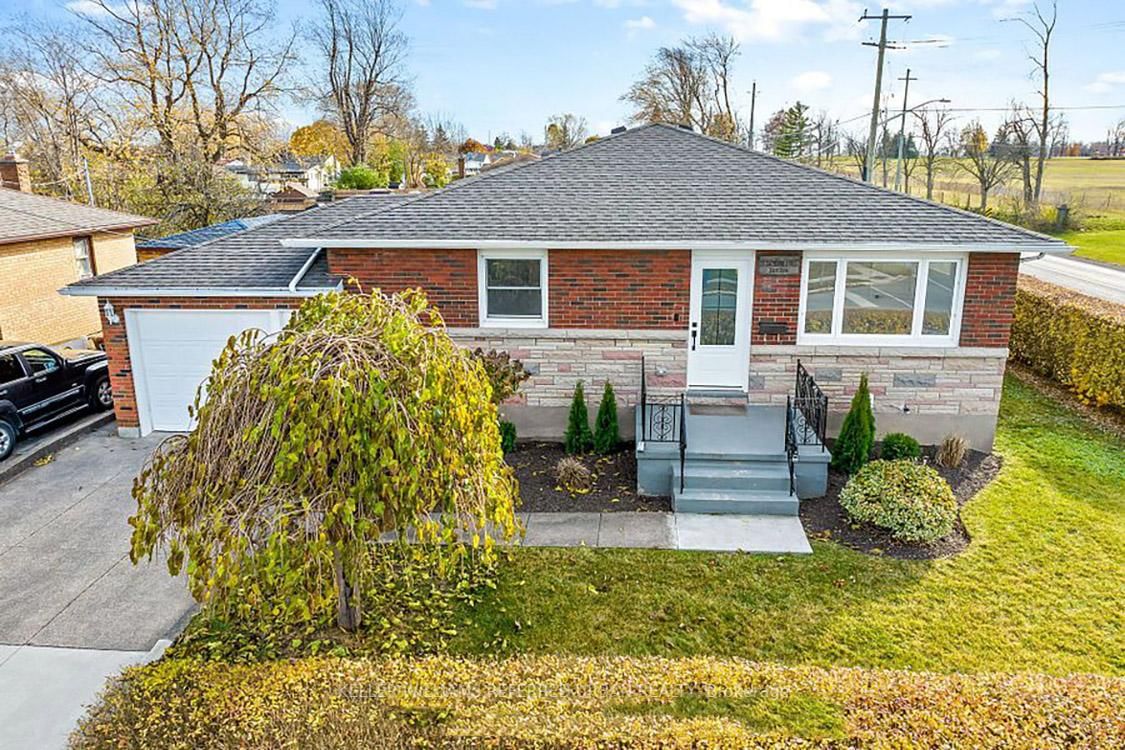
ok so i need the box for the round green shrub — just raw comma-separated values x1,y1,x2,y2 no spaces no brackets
881,432,921,461
839,460,957,544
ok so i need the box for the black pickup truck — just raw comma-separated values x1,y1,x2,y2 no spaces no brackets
0,341,113,461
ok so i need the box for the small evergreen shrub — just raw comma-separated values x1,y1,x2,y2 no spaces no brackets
555,457,594,494
564,381,592,454
499,420,517,453
831,373,874,474
881,432,921,461
936,434,969,469
840,460,958,543
592,382,620,454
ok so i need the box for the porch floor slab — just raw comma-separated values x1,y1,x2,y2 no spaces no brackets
517,512,811,554
685,405,785,456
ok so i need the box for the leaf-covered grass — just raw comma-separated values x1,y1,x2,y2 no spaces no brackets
451,375,1125,676
1059,228,1125,265
607,692,846,740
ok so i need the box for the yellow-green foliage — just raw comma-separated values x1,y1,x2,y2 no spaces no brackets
1010,277,1125,408
840,460,957,543
73,655,1124,749
128,290,519,635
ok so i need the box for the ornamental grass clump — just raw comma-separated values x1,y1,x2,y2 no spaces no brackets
839,460,958,543
128,290,519,636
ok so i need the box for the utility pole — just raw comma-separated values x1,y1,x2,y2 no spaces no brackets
82,156,96,206
860,8,910,182
747,81,758,150
893,69,915,192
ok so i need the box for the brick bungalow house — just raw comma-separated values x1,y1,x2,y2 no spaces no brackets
64,125,1067,496
1,153,155,346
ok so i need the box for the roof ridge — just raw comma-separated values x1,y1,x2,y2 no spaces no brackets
653,123,1062,244
305,124,658,236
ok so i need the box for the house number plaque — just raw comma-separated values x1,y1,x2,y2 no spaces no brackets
758,255,800,276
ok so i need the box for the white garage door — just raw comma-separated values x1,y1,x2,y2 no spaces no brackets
127,309,290,432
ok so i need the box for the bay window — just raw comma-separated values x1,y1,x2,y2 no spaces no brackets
798,255,965,345
478,250,548,327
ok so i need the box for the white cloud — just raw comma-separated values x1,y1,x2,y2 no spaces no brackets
792,70,832,92
66,0,112,15
595,0,650,8
671,0,863,43
624,15,656,30
1084,71,1125,95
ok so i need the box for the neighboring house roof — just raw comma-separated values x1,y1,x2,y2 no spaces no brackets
272,182,319,198
136,214,287,250
285,123,1066,252
0,187,156,245
64,193,411,295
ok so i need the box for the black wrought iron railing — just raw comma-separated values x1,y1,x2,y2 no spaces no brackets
785,395,798,496
639,356,687,494
793,359,828,450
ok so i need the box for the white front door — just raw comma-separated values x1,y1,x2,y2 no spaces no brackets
687,251,753,389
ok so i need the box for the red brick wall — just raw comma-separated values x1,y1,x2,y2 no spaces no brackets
751,251,801,345
98,296,300,428
959,253,1020,347
548,249,689,328
327,248,478,326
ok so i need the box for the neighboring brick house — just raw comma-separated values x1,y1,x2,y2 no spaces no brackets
0,154,155,346
64,125,1067,453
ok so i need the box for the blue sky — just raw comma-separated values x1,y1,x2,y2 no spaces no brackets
35,0,1125,142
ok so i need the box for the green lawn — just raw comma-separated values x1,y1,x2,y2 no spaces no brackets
1059,228,1125,265
452,375,1125,676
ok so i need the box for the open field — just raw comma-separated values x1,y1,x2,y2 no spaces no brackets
1058,228,1125,265
452,375,1125,677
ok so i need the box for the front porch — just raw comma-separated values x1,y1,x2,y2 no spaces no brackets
635,358,831,515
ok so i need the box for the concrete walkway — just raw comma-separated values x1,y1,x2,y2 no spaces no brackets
520,512,812,554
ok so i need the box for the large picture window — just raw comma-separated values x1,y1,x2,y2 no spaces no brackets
478,250,547,327
798,255,965,345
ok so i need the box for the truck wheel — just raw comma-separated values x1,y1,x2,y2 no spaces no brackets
90,376,114,411
0,420,16,461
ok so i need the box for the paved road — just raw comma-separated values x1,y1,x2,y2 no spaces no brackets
1020,254,1125,305
0,425,195,749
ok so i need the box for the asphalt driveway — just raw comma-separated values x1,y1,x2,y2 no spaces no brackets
0,424,195,748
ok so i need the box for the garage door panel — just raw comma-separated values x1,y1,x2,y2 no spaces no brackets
128,310,279,432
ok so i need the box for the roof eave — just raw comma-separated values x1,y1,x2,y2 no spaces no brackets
279,238,1072,254
60,285,336,298
0,220,158,246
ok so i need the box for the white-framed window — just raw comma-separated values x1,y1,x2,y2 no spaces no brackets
73,236,94,279
478,249,548,327
797,253,967,346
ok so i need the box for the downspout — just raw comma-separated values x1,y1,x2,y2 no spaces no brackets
1019,251,1046,265
288,247,322,293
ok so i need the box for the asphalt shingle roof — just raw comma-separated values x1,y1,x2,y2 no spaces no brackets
68,193,410,293
136,214,286,250
297,123,1066,249
0,188,155,245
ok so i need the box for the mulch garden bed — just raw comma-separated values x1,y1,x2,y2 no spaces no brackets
507,442,671,513
800,445,1003,560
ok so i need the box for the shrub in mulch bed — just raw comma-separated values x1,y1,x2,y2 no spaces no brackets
506,442,670,513
74,655,1124,749
801,445,1001,560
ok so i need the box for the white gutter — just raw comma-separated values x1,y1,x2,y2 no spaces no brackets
278,238,1072,254
288,247,322,293
60,286,335,298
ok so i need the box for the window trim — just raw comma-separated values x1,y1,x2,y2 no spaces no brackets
73,236,95,279
477,249,549,328
797,252,967,347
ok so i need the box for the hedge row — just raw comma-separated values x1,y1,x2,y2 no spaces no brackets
1009,277,1125,409
73,655,1123,748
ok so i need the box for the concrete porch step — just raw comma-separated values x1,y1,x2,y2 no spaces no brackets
672,487,798,516
674,463,791,492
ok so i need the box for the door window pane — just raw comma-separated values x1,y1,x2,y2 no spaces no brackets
700,268,738,346
804,261,837,333
0,354,24,384
842,261,918,335
22,348,60,374
922,261,958,335
485,258,543,319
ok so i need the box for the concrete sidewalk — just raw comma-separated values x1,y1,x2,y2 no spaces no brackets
519,512,812,554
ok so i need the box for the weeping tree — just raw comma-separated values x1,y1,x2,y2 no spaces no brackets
129,290,519,633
